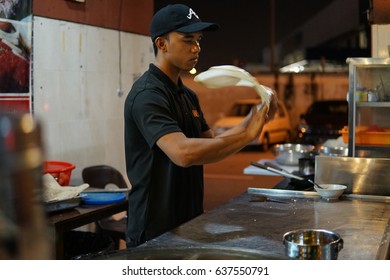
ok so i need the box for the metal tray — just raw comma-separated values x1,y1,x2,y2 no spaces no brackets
247,187,390,203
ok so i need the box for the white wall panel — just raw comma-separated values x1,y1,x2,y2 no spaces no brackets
33,16,154,185
372,24,390,58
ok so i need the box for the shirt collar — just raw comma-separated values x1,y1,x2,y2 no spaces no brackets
149,64,184,94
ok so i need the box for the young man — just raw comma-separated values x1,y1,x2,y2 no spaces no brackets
124,4,275,247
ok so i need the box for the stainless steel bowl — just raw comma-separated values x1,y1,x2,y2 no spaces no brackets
283,229,343,260
273,144,315,166
319,146,348,157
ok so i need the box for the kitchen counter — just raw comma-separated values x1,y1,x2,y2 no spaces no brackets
140,189,390,260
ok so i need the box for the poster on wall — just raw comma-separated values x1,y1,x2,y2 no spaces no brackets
0,0,32,113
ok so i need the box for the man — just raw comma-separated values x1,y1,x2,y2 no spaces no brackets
124,4,275,247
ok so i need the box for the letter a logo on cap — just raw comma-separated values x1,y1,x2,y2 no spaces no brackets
187,8,199,19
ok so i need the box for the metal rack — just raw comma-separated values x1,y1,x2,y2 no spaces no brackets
346,57,390,158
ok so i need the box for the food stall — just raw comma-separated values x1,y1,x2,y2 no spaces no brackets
91,59,390,260
94,147,390,259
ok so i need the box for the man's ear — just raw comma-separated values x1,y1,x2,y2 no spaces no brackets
155,37,167,52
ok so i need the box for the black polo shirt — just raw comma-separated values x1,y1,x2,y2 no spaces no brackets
124,64,210,247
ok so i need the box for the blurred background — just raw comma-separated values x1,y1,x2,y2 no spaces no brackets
154,0,371,72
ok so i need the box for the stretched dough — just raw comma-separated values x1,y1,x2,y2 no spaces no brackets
194,65,272,109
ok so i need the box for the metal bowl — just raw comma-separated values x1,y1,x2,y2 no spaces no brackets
273,144,315,166
283,229,343,260
319,146,348,157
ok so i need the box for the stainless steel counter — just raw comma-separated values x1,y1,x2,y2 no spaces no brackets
140,189,390,260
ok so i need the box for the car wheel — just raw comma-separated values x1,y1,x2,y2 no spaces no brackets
261,134,270,151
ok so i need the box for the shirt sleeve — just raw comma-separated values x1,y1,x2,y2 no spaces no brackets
131,90,182,148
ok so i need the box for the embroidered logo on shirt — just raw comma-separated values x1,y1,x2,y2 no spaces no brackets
192,109,200,117
187,8,199,19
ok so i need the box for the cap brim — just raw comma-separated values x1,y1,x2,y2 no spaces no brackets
176,22,219,33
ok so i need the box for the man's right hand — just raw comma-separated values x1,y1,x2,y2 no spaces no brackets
245,102,268,141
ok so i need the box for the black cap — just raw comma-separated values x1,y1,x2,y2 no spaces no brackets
150,4,219,41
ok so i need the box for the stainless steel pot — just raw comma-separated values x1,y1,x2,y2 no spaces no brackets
273,144,315,166
298,157,315,176
283,229,343,260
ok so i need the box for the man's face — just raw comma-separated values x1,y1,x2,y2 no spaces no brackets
163,31,203,72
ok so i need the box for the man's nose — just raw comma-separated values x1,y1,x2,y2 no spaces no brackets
192,42,201,53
